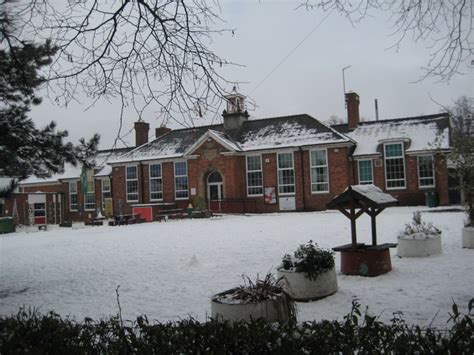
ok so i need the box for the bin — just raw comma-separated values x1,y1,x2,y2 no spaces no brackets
0,217,15,234
425,192,439,208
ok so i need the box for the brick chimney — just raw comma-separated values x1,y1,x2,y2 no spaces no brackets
134,120,149,147
345,92,360,130
155,126,171,138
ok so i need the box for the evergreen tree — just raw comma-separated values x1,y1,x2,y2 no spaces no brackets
0,12,99,197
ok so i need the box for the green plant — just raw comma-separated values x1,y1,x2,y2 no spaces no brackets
279,240,335,280
190,195,206,211
402,211,441,237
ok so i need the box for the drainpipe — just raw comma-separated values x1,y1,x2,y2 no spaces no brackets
298,147,306,211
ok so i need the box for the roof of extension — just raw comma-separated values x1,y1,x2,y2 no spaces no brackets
111,114,352,163
333,113,450,157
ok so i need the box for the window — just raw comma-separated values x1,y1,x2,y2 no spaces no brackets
358,160,373,185
384,143,406,189
310,149,329,193
278,152,295,194
102,178,111,206
246,155,263,196
84,180,95,210
69,181,78,211
149,163,163,200
174,161,189,199
0,198,4,216
418,155,435,187
126,166,139,201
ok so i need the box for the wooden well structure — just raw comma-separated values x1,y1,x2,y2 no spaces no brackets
327,185,398,277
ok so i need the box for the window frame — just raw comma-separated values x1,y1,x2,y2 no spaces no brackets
84,180,96,211
174,161,189,200
277,152,295,195
357,159,374,185
149,163,163,201
246,155,263,196
310,149,330,193
417,155,435,188
69,181,78,211
125,165,139,202
384,142,406,190
101,178,112,207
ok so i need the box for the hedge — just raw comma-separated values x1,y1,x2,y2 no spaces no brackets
1,299,473,353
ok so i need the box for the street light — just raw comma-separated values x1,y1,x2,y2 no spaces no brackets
342,65,352,108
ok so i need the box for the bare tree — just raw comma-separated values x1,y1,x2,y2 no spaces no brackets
6,0,235,140
300,1,473,81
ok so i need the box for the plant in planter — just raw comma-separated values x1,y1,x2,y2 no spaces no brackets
211,273,296,323
397,211,442,257
277,240,338,301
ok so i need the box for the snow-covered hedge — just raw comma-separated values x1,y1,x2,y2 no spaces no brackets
1,299,473,353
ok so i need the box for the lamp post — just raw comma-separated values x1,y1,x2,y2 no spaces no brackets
342,65,351,107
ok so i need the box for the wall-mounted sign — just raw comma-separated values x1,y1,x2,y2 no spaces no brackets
264,187,276,204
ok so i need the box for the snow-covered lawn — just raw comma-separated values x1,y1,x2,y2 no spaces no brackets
1,207,472,328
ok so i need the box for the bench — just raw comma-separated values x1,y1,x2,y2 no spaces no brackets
156,208,184,222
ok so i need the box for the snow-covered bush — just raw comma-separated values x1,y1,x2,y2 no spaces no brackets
279,240,335,280
400,211,441,239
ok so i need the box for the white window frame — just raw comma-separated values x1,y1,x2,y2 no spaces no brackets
277,152,295,195
69,181,78,211
310,149,330,193
101,178,111,207
358,159,374,185
126,165,139,202
384,142,406,190
417,155,435,188
174,161,189,200
149,163,163,201
84,180,96,211
246,155,263,196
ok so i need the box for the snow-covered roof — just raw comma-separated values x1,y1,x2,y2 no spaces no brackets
343,114,450,157
112,114,352,163
350,184,398,204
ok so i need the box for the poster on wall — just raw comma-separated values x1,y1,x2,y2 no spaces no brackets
264,187,276,204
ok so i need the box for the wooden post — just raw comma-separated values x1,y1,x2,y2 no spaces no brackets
350,197,357,249
371,207,377,246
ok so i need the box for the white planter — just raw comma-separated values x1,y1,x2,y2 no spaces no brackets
211,288,293,323
277,267,338,301
462,227,474,248
397,233,442,257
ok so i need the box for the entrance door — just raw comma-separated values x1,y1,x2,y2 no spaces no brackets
207,171,224,212
28,194,47,225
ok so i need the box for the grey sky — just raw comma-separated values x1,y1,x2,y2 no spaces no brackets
30,1,473,149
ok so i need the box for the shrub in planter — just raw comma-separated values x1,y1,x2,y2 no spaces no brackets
211,273,296,323
397,211,442,257
277,240,338,301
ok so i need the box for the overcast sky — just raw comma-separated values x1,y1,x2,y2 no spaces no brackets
30,1,473,149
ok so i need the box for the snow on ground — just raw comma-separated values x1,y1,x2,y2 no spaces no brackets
1,207,472,328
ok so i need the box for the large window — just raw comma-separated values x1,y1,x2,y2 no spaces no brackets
0,198,4,216
358,160,373,185
102,178,111,206
278,152,295,194
246,155,263,196
69,181,78,211
126,166,139,202
174,161,189,199
150,163,163,200
84,180,95,210
310,149,329,193
384,143,406,189
418,155,435,188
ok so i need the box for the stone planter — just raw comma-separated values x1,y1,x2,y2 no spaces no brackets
277,267,338,301
397,233,442,257
462,226,474,248
211,287,294,323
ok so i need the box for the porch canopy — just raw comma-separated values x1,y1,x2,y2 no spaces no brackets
327,185,398,249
